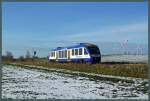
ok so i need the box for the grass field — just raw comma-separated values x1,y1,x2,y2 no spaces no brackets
2,58,148,79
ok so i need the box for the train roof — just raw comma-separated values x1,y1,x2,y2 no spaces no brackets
50,43,98,51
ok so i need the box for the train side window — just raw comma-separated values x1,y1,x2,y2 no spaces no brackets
62,51,64,58
59,51,60,58
84,48,88,55
61,51,64,58
79,48,82,55
61,51,62,58
60,51,61,58
63,51,65,58
64,51,65,58
75,49,78,55
72,49,74,56
65,50,67,58
60,51,62,58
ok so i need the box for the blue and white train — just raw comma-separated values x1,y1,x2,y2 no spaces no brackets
48,43,101,63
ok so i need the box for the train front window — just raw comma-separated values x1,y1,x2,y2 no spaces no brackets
84,48,88,55
87,47,100,54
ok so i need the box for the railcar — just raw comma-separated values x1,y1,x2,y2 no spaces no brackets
48,43,101,63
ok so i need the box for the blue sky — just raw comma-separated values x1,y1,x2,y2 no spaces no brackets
2,2,148,57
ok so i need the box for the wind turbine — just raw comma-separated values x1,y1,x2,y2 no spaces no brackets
136,45,138,55
121,40,129,55
125,40,129,55
136,45,143,55
120,42,125,55
139,45,143,55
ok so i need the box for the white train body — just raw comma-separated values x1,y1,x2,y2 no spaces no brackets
48,43,101,63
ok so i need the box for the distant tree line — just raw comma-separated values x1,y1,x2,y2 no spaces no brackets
2,50,40,62
2,51,14,61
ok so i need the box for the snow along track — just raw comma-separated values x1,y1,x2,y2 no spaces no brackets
2,65,148,99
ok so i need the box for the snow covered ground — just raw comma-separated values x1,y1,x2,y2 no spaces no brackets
102,55,148,63
2,65,148,99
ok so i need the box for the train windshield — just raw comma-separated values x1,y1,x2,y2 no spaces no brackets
87,46,100,55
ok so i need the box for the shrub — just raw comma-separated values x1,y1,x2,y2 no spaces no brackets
19,56,25,61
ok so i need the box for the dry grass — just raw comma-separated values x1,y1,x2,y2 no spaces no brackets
3,59,148,79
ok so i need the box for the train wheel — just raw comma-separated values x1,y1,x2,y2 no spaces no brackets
81,59,84,63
